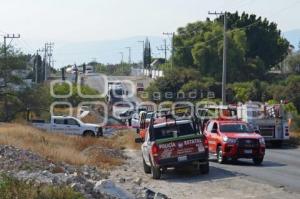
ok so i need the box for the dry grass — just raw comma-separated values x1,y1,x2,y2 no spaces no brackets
289,131,300,146
111,130,141,150
80,114,99,124
0,174,84,199
0,123,139,169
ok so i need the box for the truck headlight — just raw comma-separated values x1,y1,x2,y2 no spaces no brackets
223,137,237,144
259,138,265,145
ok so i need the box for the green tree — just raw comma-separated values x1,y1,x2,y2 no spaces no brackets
282,75,300,112
267,75,300,112
18,85,52,118
146,67,219,101
0,45,29,121
174,20,252,82
173,12,289,82
144,38,152,68
228,80,270,102
286,53,300,73
218,12,289,68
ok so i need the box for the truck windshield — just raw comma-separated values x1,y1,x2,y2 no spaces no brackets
220,124,252,133
146,112,155,119
115,89,123,95
151,123,197,140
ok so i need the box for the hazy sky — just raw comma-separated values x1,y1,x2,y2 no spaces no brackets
0,0,299,65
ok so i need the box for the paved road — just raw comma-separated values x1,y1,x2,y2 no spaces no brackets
84,74,300,194
111,148,300,199
211,147,300,193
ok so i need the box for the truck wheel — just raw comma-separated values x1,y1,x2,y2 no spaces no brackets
271,140,283,148
83,131,95,137
143,158,151,174
98,130,103,137
151,166,161,179
217,146,226,164
231,157,238,164
199,162,209,174
253,157,264,165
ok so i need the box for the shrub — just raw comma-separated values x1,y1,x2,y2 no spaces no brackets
0,174,84,199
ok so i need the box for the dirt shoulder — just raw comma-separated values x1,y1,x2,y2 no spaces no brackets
289,131,300,146
0,124,160,198
110,149,300,199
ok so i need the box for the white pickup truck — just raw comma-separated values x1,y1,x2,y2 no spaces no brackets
32,116,103,137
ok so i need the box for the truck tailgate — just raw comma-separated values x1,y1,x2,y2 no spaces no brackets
155,135,205,162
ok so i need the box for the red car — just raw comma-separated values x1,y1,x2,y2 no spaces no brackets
204,119,265,165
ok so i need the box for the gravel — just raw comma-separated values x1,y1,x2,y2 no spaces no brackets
0,145,166,199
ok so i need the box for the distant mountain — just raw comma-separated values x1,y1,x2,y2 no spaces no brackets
53,36,169,68
283,29,300,50
51,30,299,67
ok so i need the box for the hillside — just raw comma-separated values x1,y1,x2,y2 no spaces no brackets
53,36,168,67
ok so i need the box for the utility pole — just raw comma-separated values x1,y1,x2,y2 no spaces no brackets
47,43,54,67
157,39,168,61
44,42,54,81
209,11,227,105
125,47,131,64
74,64,78,84
2,34,21,85
34,49,41,83
61,67,65,81
119,52,124,72
119,52,124,63
163,32,175,68
3,34,21,83
138,40,145,67
43,43,48,81
2,34,20,122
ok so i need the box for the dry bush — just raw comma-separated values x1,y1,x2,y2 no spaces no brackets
112,130,141,150
0,123,140,169
289,131,300,146
0,123,126,169
80,114,99,124
0,174,84,199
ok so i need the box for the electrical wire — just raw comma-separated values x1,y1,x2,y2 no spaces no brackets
175,0,300,50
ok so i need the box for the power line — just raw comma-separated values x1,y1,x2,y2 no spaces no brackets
163,32,175,68
178,1,300,50
19,38,36,54
157,39,169,60
3,34,21,56
42,42,54,81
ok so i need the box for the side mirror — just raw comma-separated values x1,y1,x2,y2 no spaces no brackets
135,137,144,143
211,129,218,134
255,130,260,134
